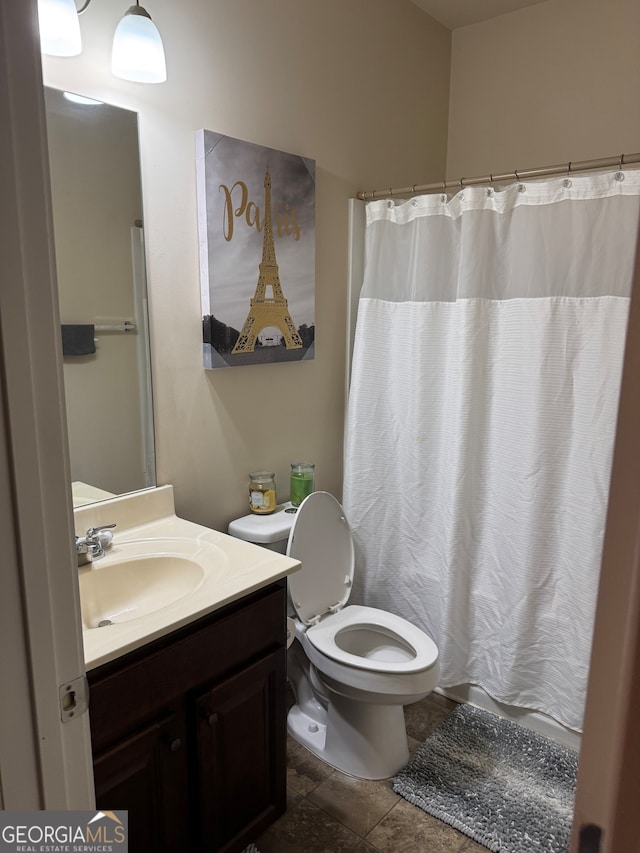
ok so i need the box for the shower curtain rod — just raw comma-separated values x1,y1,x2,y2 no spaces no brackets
356,151,640,201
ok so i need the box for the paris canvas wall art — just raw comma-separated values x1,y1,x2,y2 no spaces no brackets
196,130,315,368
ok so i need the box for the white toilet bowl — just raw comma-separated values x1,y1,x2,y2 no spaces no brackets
228,491,439,779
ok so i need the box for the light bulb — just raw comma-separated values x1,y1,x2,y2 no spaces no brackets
112,4,166,84
37,0,82,57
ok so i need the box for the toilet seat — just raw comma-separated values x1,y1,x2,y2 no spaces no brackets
286,493,438,677
307,604,438,675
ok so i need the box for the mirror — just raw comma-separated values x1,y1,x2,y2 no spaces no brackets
44,88,155,507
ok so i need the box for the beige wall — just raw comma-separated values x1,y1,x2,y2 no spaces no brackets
447,0,640,178
43,0,451,530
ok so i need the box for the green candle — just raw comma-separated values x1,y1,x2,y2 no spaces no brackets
290,463,315,507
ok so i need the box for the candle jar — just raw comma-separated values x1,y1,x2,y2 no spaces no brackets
290,463,315,508
249,471,277,515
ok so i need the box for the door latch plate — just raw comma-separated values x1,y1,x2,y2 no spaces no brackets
58,675,89,723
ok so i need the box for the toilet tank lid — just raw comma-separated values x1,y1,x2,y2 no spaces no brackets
228,504,295,544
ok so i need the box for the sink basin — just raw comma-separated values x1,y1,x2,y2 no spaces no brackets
79,538,226,629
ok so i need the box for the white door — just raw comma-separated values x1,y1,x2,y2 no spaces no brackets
0,0,94,809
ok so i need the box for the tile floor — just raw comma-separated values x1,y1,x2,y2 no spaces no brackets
255,692,487,853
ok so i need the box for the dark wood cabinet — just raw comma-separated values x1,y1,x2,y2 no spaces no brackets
196,651,286,852
93,710,190,851
88,581,287,853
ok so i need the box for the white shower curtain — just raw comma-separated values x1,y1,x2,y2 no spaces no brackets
344,171,640,732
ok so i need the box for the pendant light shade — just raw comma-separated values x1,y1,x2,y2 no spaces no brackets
37,0,82,56
111,4,167,83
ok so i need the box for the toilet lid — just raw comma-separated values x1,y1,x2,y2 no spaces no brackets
286,491,354,626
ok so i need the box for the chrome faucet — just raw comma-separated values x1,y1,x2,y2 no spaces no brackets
75,524,116,566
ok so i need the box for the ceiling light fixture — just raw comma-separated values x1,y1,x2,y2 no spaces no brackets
37,0,82,56
111,3,166,83
37,0,167,84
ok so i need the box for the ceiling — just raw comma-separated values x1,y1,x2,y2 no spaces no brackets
411,0,547,30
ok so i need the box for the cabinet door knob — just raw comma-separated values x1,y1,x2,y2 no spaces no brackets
206,713,217,727
168,737,182,752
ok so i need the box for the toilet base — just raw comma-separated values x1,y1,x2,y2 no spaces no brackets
287,705,329,763
287,694,410,780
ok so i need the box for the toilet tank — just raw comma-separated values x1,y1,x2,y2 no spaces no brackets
228,504,295,554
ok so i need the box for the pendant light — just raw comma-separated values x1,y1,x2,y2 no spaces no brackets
37,0,83,56
37,0,167,84
111,2,167,84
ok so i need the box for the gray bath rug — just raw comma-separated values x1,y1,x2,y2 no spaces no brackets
393,703,578,853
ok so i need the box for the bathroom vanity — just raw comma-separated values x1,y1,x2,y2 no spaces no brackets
76,487,300,853
88,581,286,853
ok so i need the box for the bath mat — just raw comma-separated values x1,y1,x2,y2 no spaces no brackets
394,703,578,853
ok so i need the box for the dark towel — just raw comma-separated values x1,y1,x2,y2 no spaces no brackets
61,324,96,356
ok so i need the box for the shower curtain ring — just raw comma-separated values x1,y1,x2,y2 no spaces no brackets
563,163,573,188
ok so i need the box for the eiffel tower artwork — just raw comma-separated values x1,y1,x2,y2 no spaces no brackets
232,169,303,354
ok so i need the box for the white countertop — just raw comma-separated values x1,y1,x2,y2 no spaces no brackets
75,486,300,670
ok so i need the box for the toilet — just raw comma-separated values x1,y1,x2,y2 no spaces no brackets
228,491,439,779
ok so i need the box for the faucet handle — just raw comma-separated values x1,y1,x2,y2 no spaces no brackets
86,523,117,537
87,523,117,550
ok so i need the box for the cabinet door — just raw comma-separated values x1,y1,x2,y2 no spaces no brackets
93,711,190,853
196,650,286,853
